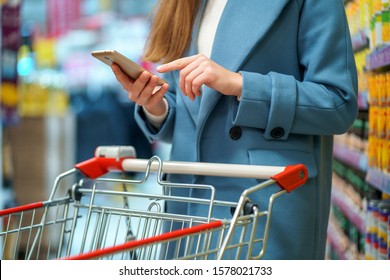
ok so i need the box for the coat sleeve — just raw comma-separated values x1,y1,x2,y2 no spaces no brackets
233,0,358,140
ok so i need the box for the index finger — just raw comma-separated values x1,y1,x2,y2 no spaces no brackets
156,55,198,73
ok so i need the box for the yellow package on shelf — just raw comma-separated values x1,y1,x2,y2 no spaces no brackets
1,82,18,108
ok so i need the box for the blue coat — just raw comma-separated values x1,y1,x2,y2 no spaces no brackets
135,0,358,259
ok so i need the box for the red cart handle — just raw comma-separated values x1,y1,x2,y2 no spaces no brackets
271,164,308,192
75,146,136,179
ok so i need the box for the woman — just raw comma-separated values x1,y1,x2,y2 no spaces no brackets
111,0,358,259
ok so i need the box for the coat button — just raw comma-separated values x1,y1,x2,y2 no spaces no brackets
270,127,285,138
229,126,242,140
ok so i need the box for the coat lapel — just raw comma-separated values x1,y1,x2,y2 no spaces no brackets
180,0,207,125
197,0,290,130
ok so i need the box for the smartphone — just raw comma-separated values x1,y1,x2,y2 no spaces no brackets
91,49,166,86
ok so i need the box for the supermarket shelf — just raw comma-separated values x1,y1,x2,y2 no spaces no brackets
351,30,369,52
333,143,368,173
343,0,354,5
327,216,363,260
366,168,390,195
327,229,348,260
333,143,390,195
367,44,390,71
358,91,368,111
331,185,365,233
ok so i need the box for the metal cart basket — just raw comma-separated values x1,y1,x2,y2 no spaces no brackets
0,146,308,260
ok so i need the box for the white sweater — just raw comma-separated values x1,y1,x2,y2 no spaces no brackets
198,0,228,58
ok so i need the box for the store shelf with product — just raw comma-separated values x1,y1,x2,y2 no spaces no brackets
351,30,370,53
343,0,355,5
367,44,390,71
327,207,365,260
333,143,368,173
331,175,365,234
358,91,369,110
366,168,390,194
329,0,390,260
333,141,390,196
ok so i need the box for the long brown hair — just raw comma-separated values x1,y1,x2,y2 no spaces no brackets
143,0,202,63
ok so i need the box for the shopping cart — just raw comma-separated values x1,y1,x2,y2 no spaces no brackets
0,146,308,260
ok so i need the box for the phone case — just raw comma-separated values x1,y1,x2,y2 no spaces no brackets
91,50,165,85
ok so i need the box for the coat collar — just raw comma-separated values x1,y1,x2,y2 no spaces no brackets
180,0,208,125
196,0,290,128
211,0,290,70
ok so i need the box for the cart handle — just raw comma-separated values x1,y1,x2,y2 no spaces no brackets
271,164,308,192
74,146,136,179
74,146,308,191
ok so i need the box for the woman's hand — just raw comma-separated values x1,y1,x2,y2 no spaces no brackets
156,54,242,101
111,63,169,116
